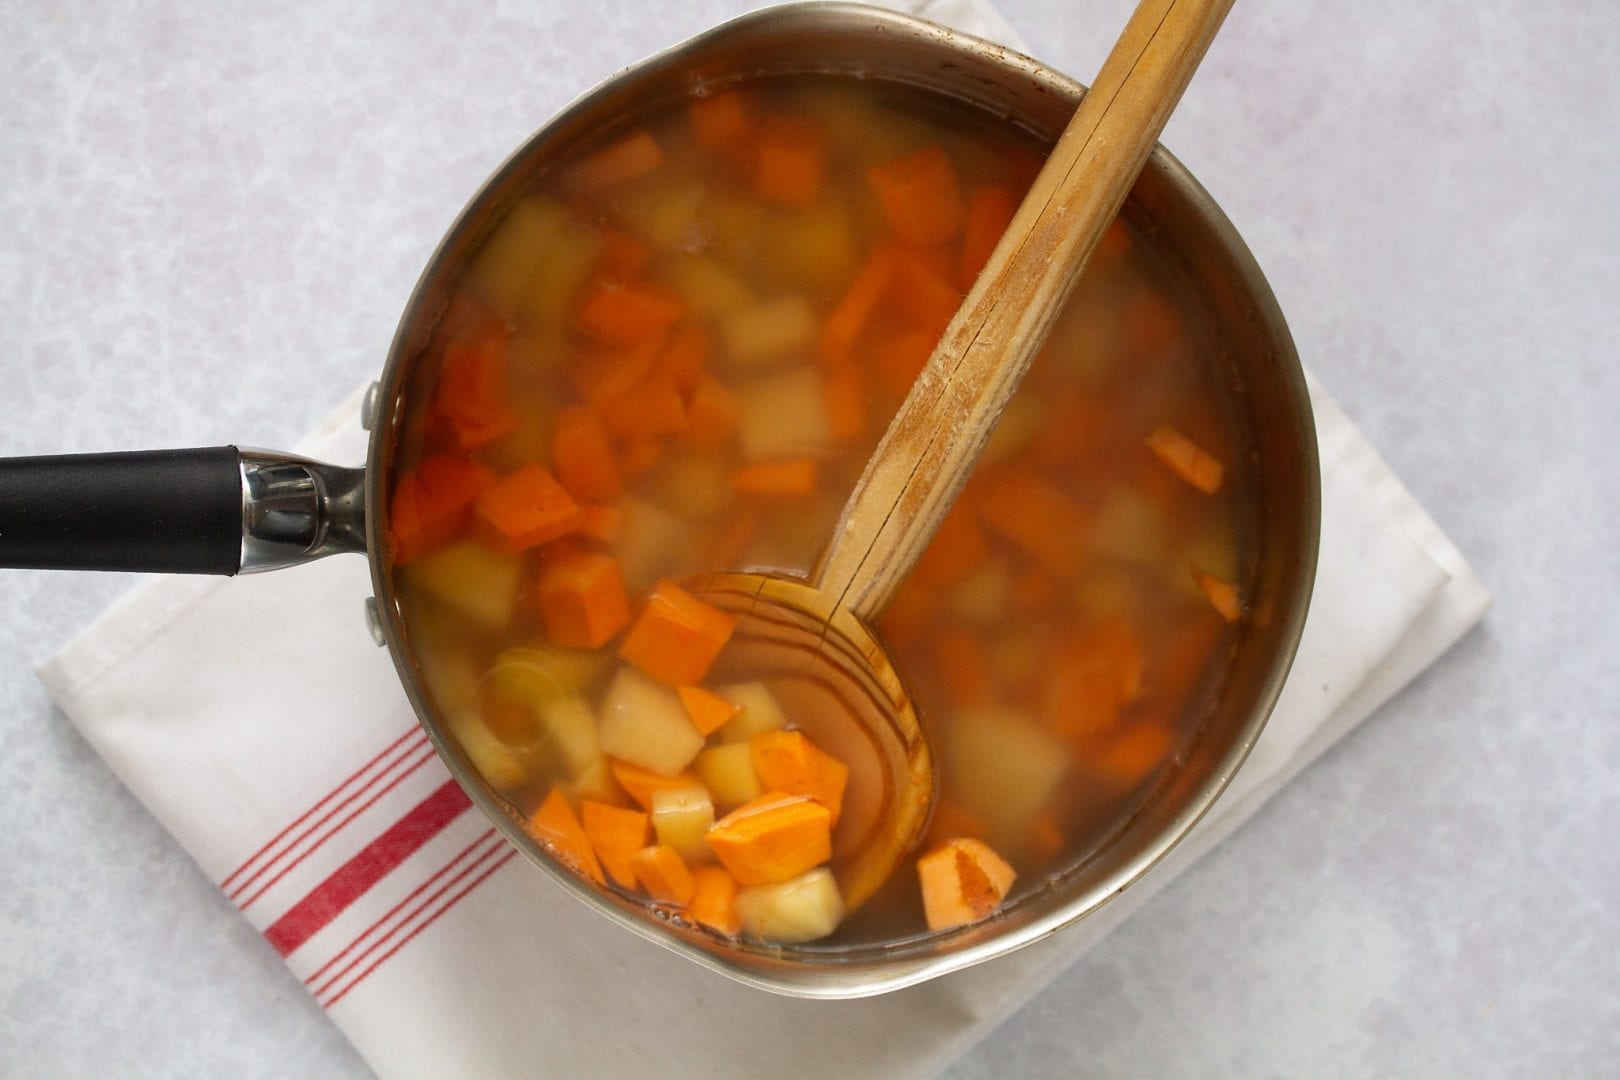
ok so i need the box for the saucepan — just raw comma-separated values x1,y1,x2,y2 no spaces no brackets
0,3,1318,997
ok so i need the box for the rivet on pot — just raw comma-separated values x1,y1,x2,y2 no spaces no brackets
363,596,387,646
360,381,382,432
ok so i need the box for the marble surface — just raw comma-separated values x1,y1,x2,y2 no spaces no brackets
1,1,1614,1077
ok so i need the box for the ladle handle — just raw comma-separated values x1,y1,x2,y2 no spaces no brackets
817,0,1233,620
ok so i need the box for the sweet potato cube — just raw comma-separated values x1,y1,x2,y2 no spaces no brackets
749,731,849,827
528,787,604,886
551,406,622,504
734,867,844,943
688,89,755,150
975,468,1089,575
630,844,695,906
866,144,965,247
473,465,584,553
535,549,631,649
729,458,818,498
1195,568,1242,622
581,800,649,889
568,129,664,190
1144,424,1224,494
576,283,685,349
683,375,743,450
600,377,689,440
388,455,497,567
689,866,742,936
678,685,742,737
432,326,519,452
754,114,826,206
619,579,738,686
609,758,702,811
917,837,1016,931
705,793,833,886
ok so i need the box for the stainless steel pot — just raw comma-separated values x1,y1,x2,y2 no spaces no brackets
0,3,1318,997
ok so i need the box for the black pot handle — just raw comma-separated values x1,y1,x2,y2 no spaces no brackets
0,447,367,575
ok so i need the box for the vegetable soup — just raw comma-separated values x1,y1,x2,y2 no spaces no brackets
387,74,1249,947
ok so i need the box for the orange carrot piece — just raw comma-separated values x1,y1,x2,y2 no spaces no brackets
867,145,966,247
935,628,991,710
889,247,962,335
535,548,631,649
872,327,936,398
619,579,738,686
600,377,688,440
1144,424,1224,494
1043,618,1144,739
655,325,712,394
609,759,703,811
528,787,605,886
631,844,696,905
913,495,988,588
473,464,584,553
678,685,742,737
1195,568,1242,622
957,184,1018,290
568,129,664,190
688,865,741,936
820,360,866,441
576,283,686,348
820,247,897,367
1094,723,1175,787
595,225,651,280
705,508,760,569
1011,568,1058,614
683,374,742,450
581,800,650,890
705,793,833,886
729,458,818,498
388,454,497,566
974,467,1089,575
431,325,518,452
687,89,755,150
577,503,622,546
749,732,849,827
754,114,826,207
917,838,1015,931
615,436,665,480
551,405,622,504
568,336,664,406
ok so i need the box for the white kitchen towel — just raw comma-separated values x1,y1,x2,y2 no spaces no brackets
35,3,1490,1078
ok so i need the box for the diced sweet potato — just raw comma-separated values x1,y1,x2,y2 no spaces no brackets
689,865,742,936
619,579,738,686
529,787,605,886
749,731,849,827
581,800,650,889
705,793,833,886
916,838,1016,931
867,145,965,247
631,844,695,905
754,114,826,206
678,685,742,737
473,465,584,553
1144,423,1224,494
609,758,703,811
535,549,631,649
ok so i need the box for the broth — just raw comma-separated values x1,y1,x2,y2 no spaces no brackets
387,74,1248,946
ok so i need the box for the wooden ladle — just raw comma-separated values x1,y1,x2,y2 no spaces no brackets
692,0,1233,912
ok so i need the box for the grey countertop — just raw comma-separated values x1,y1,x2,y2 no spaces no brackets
2,1,1616,1076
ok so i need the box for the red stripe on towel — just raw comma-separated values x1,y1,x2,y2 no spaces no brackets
231,744,440,913
264,778,472,958
220,726,426,890
322,849,520,1008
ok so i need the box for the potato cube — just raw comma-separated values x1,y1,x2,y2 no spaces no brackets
943,706,1068,855
713,681,788,743
735,367,833,461
650,782,715,864
695,742,764,809
536,695,600,777
721,296,817,369
597,667,706,776
734,867,845,944
402,540,523,630
668,256,757,318
468,197,568,318
444,707,527,793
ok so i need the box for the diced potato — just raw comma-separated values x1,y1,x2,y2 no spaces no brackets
536,695,600,777
720,296,817,370
713,682,788,743
652,452,734,520
570,756,625,806
695,742,764,809
734,867,845,944
616,495,698,595
402,540,523,630
517,216,602,334
468,197,569,318
618,181,709,252
409,634,482,714
765,206,857,291
668,256,757,317
1074,566,1140,623
949,560,1010,626
444,707,528,793
943,706,1068,855
736,367,833,461
1090,488,1169,565
597,667,706,776
650,782,715,864
1177,523,1240,599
